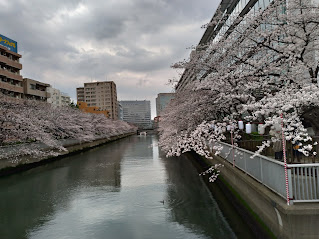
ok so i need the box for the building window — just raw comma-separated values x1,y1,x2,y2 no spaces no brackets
30,84,36,90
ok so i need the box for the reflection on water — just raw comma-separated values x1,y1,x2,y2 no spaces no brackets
0,136,237,239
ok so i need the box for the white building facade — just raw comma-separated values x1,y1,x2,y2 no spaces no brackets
120,100,151,129
47,87,71,107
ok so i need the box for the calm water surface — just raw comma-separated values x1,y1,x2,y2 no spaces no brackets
0,136,238,239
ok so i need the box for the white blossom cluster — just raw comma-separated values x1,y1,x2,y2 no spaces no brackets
0,94,137,160
199,164,224,183
159,0,319,171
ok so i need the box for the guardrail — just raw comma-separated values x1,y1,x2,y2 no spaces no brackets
212,142,319,203
290,164,319,202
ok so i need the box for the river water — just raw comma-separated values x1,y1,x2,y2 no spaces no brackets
0,135,250,239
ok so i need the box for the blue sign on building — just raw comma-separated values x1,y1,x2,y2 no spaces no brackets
0,34,18,53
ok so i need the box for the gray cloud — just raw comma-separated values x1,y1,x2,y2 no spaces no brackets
0,0,221,117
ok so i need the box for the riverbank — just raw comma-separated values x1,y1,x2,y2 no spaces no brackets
0,132,136,176
184,151,319,239
182,152,273,239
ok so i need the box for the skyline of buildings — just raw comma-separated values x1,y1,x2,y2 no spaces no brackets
0,33,175,118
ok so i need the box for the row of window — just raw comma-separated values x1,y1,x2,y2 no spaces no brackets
0,50,19,62
214,0,274,43
85,86,110,91
0,77,22,86
0,88,22,97
0,64,20,74
30,84,46,91
195,0,285,82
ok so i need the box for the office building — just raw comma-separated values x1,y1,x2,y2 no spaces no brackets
120,100,151,129
156,93,175,116
0,34,23,98
76,81,118,119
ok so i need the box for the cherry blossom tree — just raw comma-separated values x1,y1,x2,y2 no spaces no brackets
0,94,136,160
159,0,319,162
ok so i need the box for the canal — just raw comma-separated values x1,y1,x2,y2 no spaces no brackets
0,135,254,239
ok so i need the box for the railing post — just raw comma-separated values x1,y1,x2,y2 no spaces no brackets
288,168,294,204
231,131,235,167
244,151,247,172
260,157,264,183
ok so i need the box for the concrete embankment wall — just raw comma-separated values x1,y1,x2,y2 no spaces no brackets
187,152,319,239
0,132,135,176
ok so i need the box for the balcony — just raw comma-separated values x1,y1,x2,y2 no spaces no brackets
25,88,50,98
0,68,22,81
0,81,23,93
0,55,22,70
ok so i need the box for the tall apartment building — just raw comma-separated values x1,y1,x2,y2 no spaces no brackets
156,93,175,117
0,34,23,98
47,87,71,106
76,81,118,119
120,100,151,129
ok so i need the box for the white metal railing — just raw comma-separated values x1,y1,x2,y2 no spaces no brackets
212,141,319,203
290,164,319,202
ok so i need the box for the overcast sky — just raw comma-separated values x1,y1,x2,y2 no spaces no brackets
0,0,220,117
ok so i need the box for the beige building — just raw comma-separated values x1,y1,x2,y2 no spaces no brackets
76,81,118,119
76,87,84,102
23,78,50,101
0,44,23,98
